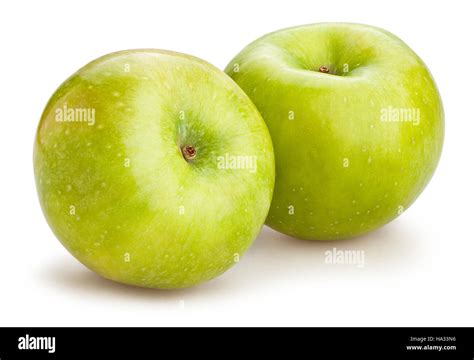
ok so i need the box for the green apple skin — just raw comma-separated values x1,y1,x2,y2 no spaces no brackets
226,23,444,240
34,50,274,288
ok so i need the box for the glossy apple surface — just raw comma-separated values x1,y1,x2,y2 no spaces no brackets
226,23,444,240
34,50,274,288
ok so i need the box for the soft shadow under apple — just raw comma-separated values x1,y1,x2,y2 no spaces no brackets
40,219,421,299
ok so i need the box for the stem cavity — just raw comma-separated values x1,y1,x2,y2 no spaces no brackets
319,65,330,74
181,145,197,161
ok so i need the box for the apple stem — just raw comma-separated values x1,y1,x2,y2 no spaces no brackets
181,145,197,161
319,65,330,74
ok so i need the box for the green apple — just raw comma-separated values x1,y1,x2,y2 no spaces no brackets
226,23,444,240
34,49,274,288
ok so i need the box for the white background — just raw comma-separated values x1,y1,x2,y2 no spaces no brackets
0,0,472,326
